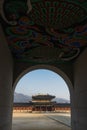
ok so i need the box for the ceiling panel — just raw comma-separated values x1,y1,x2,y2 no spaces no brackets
1,0,87,63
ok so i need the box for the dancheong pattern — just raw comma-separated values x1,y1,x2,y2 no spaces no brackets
1,0,87,63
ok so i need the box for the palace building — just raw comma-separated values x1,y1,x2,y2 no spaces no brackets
13,94,70,113
32,94,56,111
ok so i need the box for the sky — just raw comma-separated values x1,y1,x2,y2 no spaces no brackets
15,69,70,100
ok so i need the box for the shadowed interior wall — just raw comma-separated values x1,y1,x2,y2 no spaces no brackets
72,48,87,130
0,25,13,130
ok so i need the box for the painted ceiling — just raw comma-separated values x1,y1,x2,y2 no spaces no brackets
1,0,87,63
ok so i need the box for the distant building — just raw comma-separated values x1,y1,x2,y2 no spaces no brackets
32,94,56,111
13,94,70,113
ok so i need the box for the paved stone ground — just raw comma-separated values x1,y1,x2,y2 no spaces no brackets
12,113,71,130
45,112,71,127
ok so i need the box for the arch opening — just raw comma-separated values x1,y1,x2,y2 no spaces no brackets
12,65,72,130
13,65,73,93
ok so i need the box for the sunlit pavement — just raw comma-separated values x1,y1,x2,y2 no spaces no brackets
12,113,71,130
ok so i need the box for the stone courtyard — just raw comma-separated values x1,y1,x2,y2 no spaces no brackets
12,112,71,130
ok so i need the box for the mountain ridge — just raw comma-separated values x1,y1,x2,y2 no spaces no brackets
14,92,70,103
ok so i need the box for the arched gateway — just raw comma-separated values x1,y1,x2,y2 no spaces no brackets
0,0,87,130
